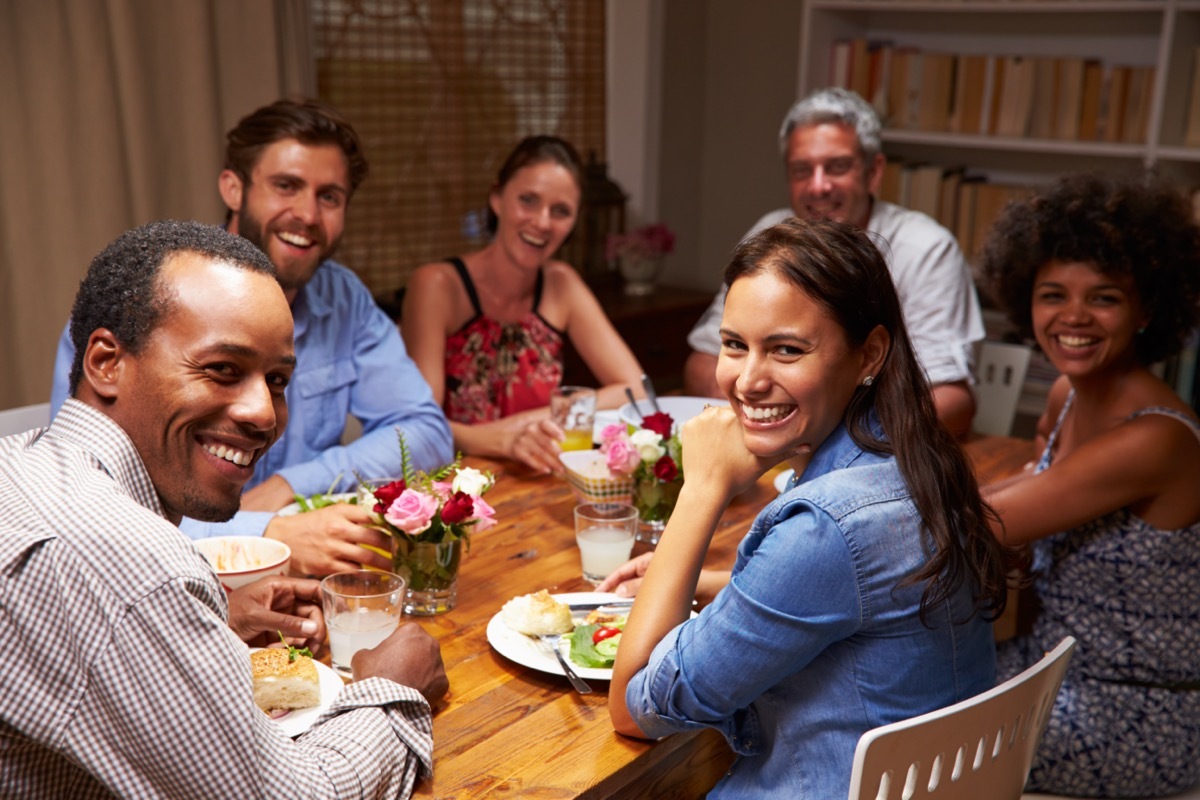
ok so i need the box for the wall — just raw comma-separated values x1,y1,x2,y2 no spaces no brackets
609,0,805,295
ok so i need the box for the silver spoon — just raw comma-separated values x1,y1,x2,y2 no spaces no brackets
624,386,643,420
641,373,661,414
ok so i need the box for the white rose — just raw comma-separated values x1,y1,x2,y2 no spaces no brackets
629,429,666,462
451,466,492,497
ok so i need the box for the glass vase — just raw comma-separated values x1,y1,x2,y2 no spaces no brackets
632,476,682,546
392,537,462,615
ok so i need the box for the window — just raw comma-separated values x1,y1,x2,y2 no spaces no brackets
312,0,607,298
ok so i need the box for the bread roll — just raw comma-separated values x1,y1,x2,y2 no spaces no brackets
501,589,573,635
250,648,320,713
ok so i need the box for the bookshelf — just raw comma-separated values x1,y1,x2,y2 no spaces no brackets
801,0,1200,413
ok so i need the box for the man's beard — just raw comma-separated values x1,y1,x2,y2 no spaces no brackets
234,206,338,293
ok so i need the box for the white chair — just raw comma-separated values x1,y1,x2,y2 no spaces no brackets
973,341,1033,437
848,636,1076,800
0,402,51,437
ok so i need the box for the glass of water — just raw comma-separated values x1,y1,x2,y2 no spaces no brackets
320,570,406,678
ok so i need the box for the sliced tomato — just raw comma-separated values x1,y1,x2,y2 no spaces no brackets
592,626,622,644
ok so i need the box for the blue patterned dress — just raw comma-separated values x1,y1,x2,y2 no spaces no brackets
997,392,1200,797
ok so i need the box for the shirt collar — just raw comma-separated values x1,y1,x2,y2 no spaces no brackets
796,409,885,485
50,400,167,520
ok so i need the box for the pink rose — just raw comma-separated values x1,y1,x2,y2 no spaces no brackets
605,439,642,475
599,423,628,448
384,489,438,535
431,480,454,500
471,496,497,532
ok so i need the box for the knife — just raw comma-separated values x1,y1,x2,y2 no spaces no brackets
567,599,634,612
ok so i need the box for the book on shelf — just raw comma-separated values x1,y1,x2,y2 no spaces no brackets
968,182,1031,264
995,55,1035,138
917,52,955,133
938,167,965,233
879,159,907,206
1054,58,1087,141
949,53,988,135
830,40,852,90
850,38,872,101
867,41,894,119
1099,65,1130,143
887,47,922,130
1027,58,1058,140
954,175,986,265
1078,60,1105,141
907,163,946,220
982,55,1006,136
1121,66,1154,144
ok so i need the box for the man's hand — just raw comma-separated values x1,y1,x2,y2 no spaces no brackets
352,623,449,709
264,503,394,576
596,552,654,597
227,575,326,656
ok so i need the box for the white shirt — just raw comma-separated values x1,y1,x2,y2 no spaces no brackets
687,201,984,386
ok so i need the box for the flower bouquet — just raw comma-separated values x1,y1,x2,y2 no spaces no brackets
360,434,496,615
599,411,682,545
606,222,676,296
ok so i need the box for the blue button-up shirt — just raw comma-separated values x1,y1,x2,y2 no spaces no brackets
625,419,996,798
50,259,453,538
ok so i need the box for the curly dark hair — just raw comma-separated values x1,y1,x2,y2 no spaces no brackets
981,172,1200,366
224,97,368,202
485,135,584,235
725,217,1009,624
68,220,275,395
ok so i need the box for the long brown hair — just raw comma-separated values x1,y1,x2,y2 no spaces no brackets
725,217,1008,623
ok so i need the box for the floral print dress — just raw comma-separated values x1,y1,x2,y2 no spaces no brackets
442,257,564,423
997,391,1200,798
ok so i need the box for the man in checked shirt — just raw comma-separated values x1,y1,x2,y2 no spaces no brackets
0,220,447,798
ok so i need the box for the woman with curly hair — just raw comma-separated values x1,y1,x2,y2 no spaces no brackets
981,172,1200,798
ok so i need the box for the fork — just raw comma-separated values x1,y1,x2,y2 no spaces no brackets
537,633,593,694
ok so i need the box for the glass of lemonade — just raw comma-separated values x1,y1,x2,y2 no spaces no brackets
551,385,597,452
574,502,638,585
320,570,406,678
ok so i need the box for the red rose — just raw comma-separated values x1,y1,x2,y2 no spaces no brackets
653,455,678,482
372,479,406,513
641,412,674,438
439,490,476,525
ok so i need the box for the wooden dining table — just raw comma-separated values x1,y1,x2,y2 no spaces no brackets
384,434,1035,799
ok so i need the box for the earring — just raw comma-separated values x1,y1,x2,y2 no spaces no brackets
862,376,874,387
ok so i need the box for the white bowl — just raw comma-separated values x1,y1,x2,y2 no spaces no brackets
617,395,728,432
193,536,291,590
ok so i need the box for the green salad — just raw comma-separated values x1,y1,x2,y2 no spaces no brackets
568,618,626,669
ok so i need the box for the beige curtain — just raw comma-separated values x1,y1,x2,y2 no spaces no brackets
0,0,314,410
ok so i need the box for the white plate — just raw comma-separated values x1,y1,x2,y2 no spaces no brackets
774,469,795,494
250,648,345,738
487,592,628,682
276,493,356,517
617,396,727,431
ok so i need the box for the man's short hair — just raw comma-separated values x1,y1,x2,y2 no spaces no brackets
68,220,276,395
223,98,369,197
778,88,882,160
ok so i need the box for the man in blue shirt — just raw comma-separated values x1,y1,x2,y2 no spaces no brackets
50,99,453,576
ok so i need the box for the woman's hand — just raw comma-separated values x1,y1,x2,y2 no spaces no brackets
505,417,567,474
680,405,779,503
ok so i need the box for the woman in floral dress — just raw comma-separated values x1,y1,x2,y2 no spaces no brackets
981,173,1200,797
403,136,643,473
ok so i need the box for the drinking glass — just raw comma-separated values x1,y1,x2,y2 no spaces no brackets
574,502,638,585
551,386,597,452
320,570,406,678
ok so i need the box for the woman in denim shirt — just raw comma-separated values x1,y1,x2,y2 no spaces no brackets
607,218,1009,798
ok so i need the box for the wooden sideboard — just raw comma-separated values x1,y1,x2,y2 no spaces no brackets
562,282,713,392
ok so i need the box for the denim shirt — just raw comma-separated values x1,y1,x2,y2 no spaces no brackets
50,260,453,538
625,418,996,798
